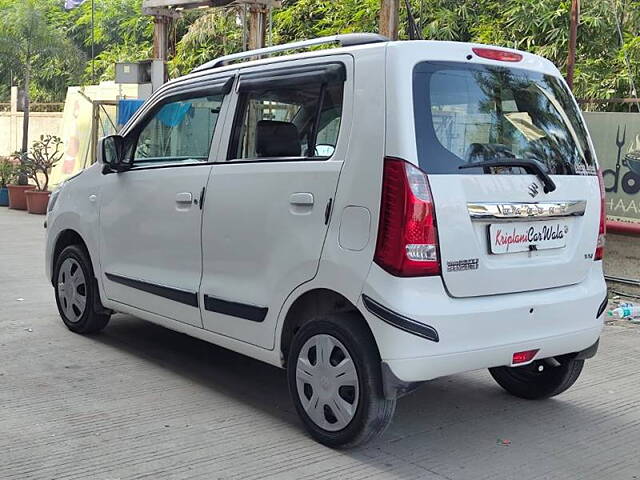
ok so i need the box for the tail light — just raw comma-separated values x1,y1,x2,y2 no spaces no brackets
595,169,606,260
374,157,440,277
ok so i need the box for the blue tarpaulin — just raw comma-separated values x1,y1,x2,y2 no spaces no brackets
117,99,145,128
157,102,193,127
117,99,193,129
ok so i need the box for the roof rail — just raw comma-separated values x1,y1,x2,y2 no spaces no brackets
191,33,389,73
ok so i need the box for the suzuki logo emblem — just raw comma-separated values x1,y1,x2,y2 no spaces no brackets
528,182,540,198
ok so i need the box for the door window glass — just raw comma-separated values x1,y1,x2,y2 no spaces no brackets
133,94,224,165
230,81,343,161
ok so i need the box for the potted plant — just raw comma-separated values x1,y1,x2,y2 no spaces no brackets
0,156,18,207
23,135,64,215
6,152,35,210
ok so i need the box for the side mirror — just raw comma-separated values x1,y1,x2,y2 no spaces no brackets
315,144,335,157
98,135,128,173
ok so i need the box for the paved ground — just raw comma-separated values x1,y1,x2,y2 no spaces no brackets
605,232,640,298
1,207,639,480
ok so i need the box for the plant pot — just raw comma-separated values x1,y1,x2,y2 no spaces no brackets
7,184,36,210
0,187,8,206
25,190,50,215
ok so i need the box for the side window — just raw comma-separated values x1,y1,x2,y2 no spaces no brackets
132,94,224,165
230,80,344,161
315,105,342,157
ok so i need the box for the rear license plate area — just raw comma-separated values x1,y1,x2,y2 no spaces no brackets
489,220,569,254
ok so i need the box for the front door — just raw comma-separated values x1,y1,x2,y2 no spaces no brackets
199,58,351,348
99,87,229,327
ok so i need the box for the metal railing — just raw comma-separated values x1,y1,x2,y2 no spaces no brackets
0,103,65,113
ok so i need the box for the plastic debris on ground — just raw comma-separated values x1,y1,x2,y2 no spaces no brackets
607,302,640,322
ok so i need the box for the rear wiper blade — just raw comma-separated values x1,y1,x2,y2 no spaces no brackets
459,158,556,193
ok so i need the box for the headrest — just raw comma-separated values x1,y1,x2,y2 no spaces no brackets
256,120,301,158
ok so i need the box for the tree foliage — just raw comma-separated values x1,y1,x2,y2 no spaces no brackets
0,0,83,103
0,156,18,187
168,7,243,78
0,0,639,105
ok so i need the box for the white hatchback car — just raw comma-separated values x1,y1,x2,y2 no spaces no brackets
46,34,608,448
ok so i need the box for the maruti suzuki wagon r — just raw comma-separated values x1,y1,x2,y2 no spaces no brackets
46,33,607,448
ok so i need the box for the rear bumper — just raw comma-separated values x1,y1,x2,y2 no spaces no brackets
382,326,601,384
360,263,606,383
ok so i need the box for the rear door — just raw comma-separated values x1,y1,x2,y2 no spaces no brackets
199,57,352,348
412,61,601,297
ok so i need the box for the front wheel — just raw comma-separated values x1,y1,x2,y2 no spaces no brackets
489,356,584,400
54,245,111,334
287,313,396,448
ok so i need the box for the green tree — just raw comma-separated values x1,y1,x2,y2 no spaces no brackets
1,0,639,114
167,0,639,104
0,0,82,182
407,0,640,103
62,0,153,82
274,0,379,42
169,7,243,77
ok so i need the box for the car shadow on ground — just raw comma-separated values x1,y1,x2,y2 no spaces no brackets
86,313,618,478
89,314,296,422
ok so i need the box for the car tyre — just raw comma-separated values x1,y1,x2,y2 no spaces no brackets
489,356,584,400
287,312,396,448
54,245,110,334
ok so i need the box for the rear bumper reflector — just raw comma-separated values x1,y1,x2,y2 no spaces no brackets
597,295,608,318
361,294,439,343
512,349,539,365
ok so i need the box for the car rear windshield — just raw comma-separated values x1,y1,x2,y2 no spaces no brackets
413,62,595,175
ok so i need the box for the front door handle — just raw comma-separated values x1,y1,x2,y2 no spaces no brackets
175,192,193,204
289,192,314,206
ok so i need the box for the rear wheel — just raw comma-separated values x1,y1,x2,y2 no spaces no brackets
54,245,110,334
287,313,396,448
489,356,584,400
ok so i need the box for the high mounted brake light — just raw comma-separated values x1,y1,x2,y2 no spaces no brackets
374,158,440,277
472,47,523,62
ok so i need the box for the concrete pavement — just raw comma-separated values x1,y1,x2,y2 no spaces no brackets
1,207,639,480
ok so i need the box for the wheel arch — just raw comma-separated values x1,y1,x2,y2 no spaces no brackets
279,288,378,364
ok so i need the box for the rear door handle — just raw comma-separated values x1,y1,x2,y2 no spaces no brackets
289,192,314,206
175,192,193,204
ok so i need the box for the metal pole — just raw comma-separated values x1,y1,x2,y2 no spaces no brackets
247,4,267,50
152,15,169,61
379,0,399,40
566,0,579,89
268,6,272,47
242,4,248,51
91,0,95,84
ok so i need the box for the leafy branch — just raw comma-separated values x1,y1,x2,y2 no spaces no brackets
0,156,19,187
23,135,64,192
